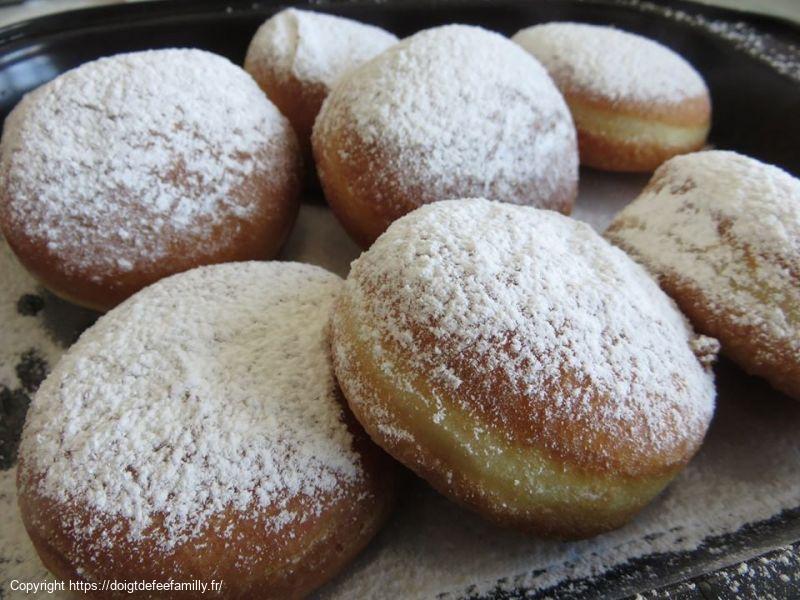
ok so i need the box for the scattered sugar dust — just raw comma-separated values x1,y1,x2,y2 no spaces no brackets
0,242,66,593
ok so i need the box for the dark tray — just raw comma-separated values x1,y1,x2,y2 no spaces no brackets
0,2,798,599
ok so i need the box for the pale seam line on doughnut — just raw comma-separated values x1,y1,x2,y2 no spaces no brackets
568,101,710,147
332,300,677,531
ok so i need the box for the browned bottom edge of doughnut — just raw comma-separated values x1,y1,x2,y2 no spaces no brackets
332,308,684,541
567,95,711,172
19,476,395,600
246,64,327,159
659,273,800,402
1,196,301,313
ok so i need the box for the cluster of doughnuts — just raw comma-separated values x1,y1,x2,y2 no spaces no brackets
5,7,796,599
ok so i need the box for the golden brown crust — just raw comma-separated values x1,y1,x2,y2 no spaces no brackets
313,128,405,249
246,62,327,158
311,26,579,249
608,238,800,400
17,416,395,599
332,299,686,539
0,145,303,312
565,93,711,173
605,151,800,401
669,278,799,401
566,86,711,127
313,126,577,249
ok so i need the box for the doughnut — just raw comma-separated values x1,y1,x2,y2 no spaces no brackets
331,198,718,539
312,25,578,248
17,262,395,599
244,8,397,154
0,49,303,313
606,150,800,400
512,22,711,172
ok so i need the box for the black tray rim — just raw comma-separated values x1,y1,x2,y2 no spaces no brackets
0,0,799,57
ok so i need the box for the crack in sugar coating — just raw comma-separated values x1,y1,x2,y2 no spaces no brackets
313,25,578,219
18,262,363,550
0,49,296,279
339,199,717,473
512,22,708,105
606,150,800,396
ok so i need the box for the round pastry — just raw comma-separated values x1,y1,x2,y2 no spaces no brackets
312,25,578,248
0,49,303,313
17,262,395,599
606,150,800,400
331,198,718,539
512,22,711,172
244,8,397,154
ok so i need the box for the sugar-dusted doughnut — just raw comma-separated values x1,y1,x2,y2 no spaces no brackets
244,8,397,154
331,198,718,539
513,22,711,172
607,150,800,400
0,49,303,312
313,25,578,248
17,262,395,599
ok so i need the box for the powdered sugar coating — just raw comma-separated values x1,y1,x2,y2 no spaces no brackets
512,22,708,105
313,25,578,216
338,199,716,468
245,8,397,91
18,262,362,550
0,49,297,279
606,151,800,381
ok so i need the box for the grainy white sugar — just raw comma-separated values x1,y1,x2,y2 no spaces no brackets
512,22,708,104
18,262,361,550
336,199,716,466
245,8,397,90
313,25,578,214
1,174,799,597
606,151,800,355
0,49,294,279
